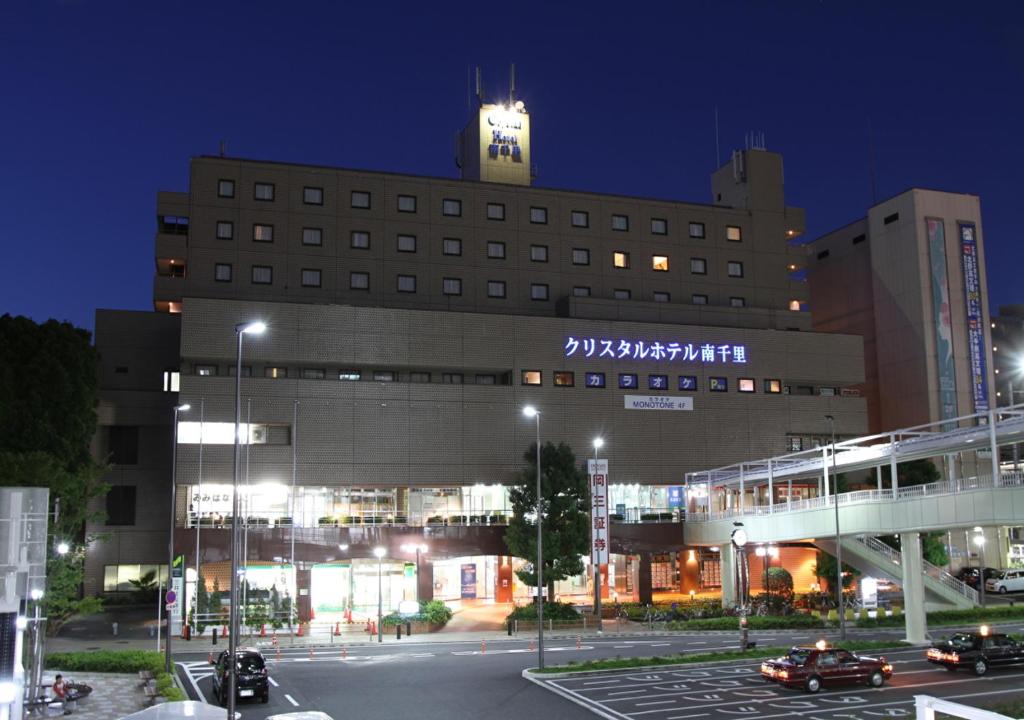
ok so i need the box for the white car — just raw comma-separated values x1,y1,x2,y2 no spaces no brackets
986,569,1024,594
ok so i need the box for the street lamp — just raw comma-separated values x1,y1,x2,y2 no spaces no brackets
825,415,846,641
164,403,189,674
400,543,428,603
592,437,605,632
522,405,544,669
227,321,265,719
56,542,69,556
974,527,987,607
373,546,386,643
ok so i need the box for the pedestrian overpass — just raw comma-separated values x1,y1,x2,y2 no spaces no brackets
683,405,1024,641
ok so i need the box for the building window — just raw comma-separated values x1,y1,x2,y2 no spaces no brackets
613,251,630,269
689,222,705,238
214,263,232,282
652,255,669,271
487,241,506,259
571,210,589,228
554,371,575,387
105,485,137,525
442,277,462,296
397,234,417,253
738,378,756,393
216,221,233,240
252,265,273,284
338,370,362,381
253,224,274,242
227,366,251,377
159,215,189,234
709,377,728,392
728,261,744,278
442,372,463,384
789,299,802,311
653,291,670,303
819,386,838,396
303,186,324,205
397,274,417,293
690,257,707,274
195,364,217,376
883,212,899,225
612,214,629,231
487,280,506,298
486,203,506,220
443,237,462,256
374,371,395,382
572,286,591,297
351,191,371,209
730,296,746,308
618,373,638,389
254,182,275,201
613,289,631,300
265,366,288,379
692,294,708,305
651,218,668,235
397,194,417,213
521,370,542,385
648,374,668,390
530,284,549,301
350,271,369,290
302,227,323,246
572,248,590,265
475,374,496,385
162,370,180,392
530,206,548,224
530,245,549,262
678,375,697,391
301,269,322,287
765,379,782,394
302,368,326,380
351,231,370,249
726,225,742,242
410,372,431,383
217,179,235,198
585,372,606,388
442,198,462,217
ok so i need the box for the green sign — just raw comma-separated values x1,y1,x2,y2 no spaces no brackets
404,563,415,578
172,554,184,578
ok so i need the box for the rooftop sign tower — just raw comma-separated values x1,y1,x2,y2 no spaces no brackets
455,65,532,186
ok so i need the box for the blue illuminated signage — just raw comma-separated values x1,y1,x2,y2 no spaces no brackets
585,372,606,388
565,337,748,363
678,376,697,391
487,112,523,161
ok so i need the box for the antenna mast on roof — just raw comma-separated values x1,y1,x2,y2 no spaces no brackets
714,106,721,168
219,140,226,157
509,62,516,105
475,66,482,107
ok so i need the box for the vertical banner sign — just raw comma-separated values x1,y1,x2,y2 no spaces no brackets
460,563,477,599
171,554,185,631
926,218,958,426
959,222,990,413
588,460,610,566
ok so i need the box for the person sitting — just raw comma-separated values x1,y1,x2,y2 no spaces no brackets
52,675,66,700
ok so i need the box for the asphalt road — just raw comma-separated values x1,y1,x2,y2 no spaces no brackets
174,629,1024,720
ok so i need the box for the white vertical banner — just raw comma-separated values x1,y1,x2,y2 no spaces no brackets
588,459,609,566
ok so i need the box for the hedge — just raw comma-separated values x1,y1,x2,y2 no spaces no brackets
507,602,581,622
856,604,1024,628
666,614,823,631
381,600,453,627
45,650,163,674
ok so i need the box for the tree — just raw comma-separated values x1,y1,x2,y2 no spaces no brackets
504,442,589,601
192,573,210,634
878,459,940,489
128,569,159,604
44,549,102,634
813,550,860,591
764,566,794,601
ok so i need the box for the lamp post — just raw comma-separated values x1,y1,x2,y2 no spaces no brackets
165,403,189,673
522,405,544,669
227,321,265,720
974,527,987,608
825,414,846,641
592,437,604,633
401,543,428,602
374,546,386,643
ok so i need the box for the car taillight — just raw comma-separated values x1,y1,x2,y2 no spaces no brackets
951,653,959,662
882,664,892,672
778,670,788,679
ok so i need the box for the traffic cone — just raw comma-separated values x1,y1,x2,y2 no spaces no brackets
260,624,266,637
276,647,281,661
341,647,347,660
309,647,314,659
221,624,227,637
528,639,535,651
577,634,582,649
481,639,486,654
297,623,304,637
208,652,214,664
334,621,340,636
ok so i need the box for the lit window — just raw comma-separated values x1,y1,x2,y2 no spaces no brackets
530,283,549,301
653,291,670,303
196,364,217,376
730,296,746,308
216,221,233,240
397,234,417,252
265,366,288,379
689,222,705,238
214,263,232,282
487,241,506,259
571,210,589,228
554,371,575,387
572,286,591,297
251,265,272,284
442,277,462,296
351,231,370,249
302,227,323,246
487,280,506,298
397,274,416,293
521,370,542,385
443,238,462,256
374,371,395,382
819,387,838,396
585,372,605,388
442,199,462,217
651,218,668,235
648,374,668,390
253,224,274,242
475,374,496,385
709,377,728,392
302,368,326,380
162,370,180,392
303,186,324,205
726,225,742,241
765,379,782,394
442,372,463,384
678,376,697,391
789,299,802,311
254,182,275,201
692,294,708,305
618,373,637,389
338,370,361,381
728,261,744,278
397,194,417,213
530,245,549,262
350,271,369,290
217,179,235,198
738,378,755,393
487,203,506,220
613,252,630,269
572,248,590,265
652,255,669,271
351,191,371,209
612,214,629,231
301,269,321,287
690,257,707,274
530,206,548,224
613,289,631,300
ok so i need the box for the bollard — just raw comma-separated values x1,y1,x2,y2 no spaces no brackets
309,647,314,660
112,621,119,636
406,621,411,637
212,628,218,645
276,646,281,661
576,634,581,650
528,639,535,652
397,623,402,640
507,622,512,637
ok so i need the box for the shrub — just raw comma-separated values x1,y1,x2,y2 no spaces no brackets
858,608,870,622
44,650,163,674
844,608,855,621
892,606,902,618
381,599,453,627
827,609,838,622
665,614,822,631
506,602,581,622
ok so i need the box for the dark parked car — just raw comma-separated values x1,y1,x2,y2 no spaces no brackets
760,643,893,693
211,647,269,704
955,567,1001,590
926,628,1024,676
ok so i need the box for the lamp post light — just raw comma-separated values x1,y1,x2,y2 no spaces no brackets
974,527,987,608
164,402,189,674
227,322,265,720
373,546,386,643
592,436,605,633
522,405,544,669
825,415,846,641
401,543,428,602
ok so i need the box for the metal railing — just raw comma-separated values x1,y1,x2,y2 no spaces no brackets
852,535,979,604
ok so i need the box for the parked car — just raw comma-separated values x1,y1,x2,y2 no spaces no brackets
986,569,1024,594
926,627,1024,675
955,567,1001,590
760,642,893,693
211,647,269,705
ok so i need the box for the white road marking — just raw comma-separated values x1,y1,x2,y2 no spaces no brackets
176,662,203,700
636,699,676,706
268,677,279,687
284,694,299,707
652,643,671,647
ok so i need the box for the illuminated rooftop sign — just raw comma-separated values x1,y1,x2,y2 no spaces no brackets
564,337,748,363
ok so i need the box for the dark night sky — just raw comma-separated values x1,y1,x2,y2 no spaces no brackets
3,1,1023,333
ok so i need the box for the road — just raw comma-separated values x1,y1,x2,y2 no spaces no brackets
174,629,1024,720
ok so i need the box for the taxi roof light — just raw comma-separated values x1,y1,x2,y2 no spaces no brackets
980,624,990,636
815,639,828,651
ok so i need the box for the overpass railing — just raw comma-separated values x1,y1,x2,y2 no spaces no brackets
853,535,979,604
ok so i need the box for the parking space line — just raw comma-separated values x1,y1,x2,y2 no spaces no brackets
284,694,299,707
268,677,279,687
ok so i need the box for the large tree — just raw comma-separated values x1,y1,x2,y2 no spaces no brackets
505,442,589,601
